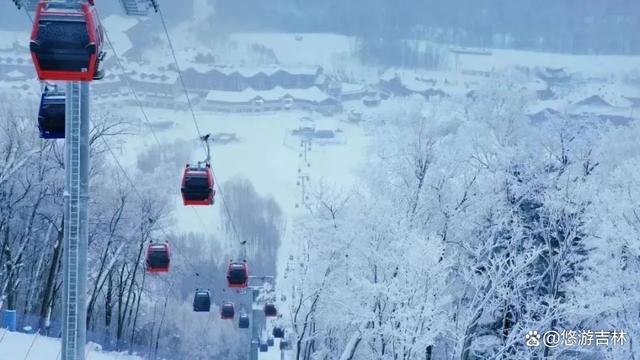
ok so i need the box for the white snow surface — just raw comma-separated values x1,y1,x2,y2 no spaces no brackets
454,47,639,76
205,86,332,103
101,15,140,59
229,32,356,69
0,330,142,360
0,31,28,51
117,108,367,232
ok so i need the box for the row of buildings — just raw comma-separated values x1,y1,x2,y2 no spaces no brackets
378,66,640,125
0,21,345,114
0,49,344,114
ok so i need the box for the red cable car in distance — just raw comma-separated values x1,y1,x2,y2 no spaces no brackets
226,260,249,289
146,242,170,273
30,0,105,81
181,163,215,206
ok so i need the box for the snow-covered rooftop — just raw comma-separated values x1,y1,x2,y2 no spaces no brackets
220,65,318,77
101,15,140,58
6,70,25,78
341,82,368,93
128,71,178,84
206,86,332,103
0,31,29,51
0,50,32,65
382,69,475,96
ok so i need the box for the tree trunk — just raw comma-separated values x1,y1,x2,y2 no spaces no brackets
460,308,483,360
105,270,113,341
117,238,144,344
129,270,146,350
154,294,169,360
339,331,362,360
39,218,63,333
116,262,127,350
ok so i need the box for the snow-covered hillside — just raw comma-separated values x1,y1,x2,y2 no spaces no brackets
0,330,141,360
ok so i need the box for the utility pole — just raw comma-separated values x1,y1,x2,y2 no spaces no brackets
296,170,310,208
300,137,311,168
296,135,311,208
250,288,260,360
62,80,89,360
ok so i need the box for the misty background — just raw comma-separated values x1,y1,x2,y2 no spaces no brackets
2,0,639,56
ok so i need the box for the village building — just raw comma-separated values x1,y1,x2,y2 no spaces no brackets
203,86,340,114
181,65,324,94
0,31,35,81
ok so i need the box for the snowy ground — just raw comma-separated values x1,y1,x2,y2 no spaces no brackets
454,47,640,77
0,330,141,360
0,328,287,360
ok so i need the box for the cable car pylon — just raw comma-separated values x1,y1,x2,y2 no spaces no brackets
62,80,89,360
12,0,106,358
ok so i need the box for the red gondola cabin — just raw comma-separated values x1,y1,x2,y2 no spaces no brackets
221,301,235,320
146,243,170,273
181,163,215,206
226,260,249,288
30,1,105,81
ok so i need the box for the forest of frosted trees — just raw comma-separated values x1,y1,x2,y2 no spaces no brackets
283,76,640,359
1,69,639,359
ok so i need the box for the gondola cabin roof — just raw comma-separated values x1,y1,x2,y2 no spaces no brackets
185,170,209,177
149,243,168,251
44,94,65,101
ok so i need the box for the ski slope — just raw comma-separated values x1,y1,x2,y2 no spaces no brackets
0,330,142,360
113,106,369,261
106,107,366,360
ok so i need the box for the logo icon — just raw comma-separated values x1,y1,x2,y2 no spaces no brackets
543,330,561,348
526,330,541,347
